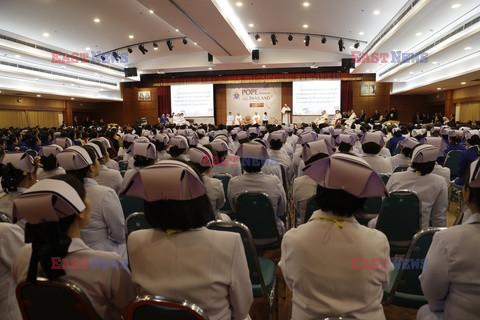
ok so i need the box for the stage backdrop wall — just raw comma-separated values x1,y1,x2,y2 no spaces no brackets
226,83,282,124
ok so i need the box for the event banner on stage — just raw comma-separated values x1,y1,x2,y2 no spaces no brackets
226,83,282,124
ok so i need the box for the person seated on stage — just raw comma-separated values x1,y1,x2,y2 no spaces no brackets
12,176,136,320
455,130,480,186
122,161,253,320
235,112,243,126
262,112,269,125
417,159,480,320
281,153,391,320
357,109,366,123
252,112,261,125
226,112,235,126
361,131,393,174
333,110,342,125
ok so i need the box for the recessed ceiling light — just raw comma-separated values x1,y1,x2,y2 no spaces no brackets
451,3,461,9
262,65,266,68
393,79,398,81
43,32,49,37
392,48,399,52
437,87,442,90
208,67,213,70
350,46,354,49
36,94,41,97
415,32,423,36
257,38,262,41
129,35,134,39
461,81,466,85
303,24,309,28
464,46,472,50
303,2,310,7
85,47,90,51
94,72,99,75
14,54,20,58
359,31,364,36
194,42,198,45
373,10,380,15
236,2,243,7
432,61,438,65
409,71,414,74
93,18,100,23
248,23,254,27
70,97,75,100
366,69,370,72
70,84,75,86
149,9,154,13
175,29,179,32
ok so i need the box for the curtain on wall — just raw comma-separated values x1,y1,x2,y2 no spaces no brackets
0,110,60,128
458,102,480,122
157,87,171,116
341,81,353,112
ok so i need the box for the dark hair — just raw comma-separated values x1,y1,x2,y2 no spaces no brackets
402,147,414,158
315,185,366,217
393,130,403,138
144,195,211,231
154,140,167,152
411,161,435,175
467,135,480,146
40,154,58,171
24,174,86,282
65,145,97,183
338,142,352,153
216,150,228,163
134,155,154,168
189,162,210,174
362,142,382,155
169,145,185,158
304,152,329,166
90,141,106,159
241,156,265,173
1,163,25,193
270,139,283,150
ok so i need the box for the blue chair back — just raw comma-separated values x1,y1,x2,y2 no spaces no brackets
126,295,209,320
125,212,150,236
234,192,281,248
120,194,144,219
304,195,319,223
393,166,409,173
16,279,101,320
379,173,391,185
384,228,446,307
443,150,462,179
376,190,421,251
118,160,129,171
213,174,233,212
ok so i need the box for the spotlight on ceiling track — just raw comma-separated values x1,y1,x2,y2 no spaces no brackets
354,41,360,49
321,36,327,44
271,33,278,45
166,40,174,51
127,47,133,53
304,35,310,47
112,51,120,61
153,42,158,50
254,33,260,41
288,34,293,41
182,38,188,45
138,44,148,54
338,38,345,51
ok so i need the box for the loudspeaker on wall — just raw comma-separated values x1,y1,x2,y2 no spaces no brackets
252,49,259,60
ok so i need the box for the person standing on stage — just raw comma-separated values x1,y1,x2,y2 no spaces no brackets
226,112,234,126
281,103,291,125
262,112,269,125
235,112,243,126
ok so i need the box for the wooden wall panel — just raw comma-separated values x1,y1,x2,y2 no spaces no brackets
352,81,391,120
390,95,443,123
94,102,124,125
0,95,65,111
121,87,159,125
215,85,227,125
453,84,480,101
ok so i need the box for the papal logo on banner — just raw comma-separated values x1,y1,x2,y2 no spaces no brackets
233,91,240,100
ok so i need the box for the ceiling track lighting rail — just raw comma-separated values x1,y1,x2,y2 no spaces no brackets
93,37,187,57
248,32,367,46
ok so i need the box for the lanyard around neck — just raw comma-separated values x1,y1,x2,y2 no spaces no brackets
311,217,352,229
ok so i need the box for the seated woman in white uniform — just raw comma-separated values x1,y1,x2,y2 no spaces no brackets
267,131,293,181
12,176,135,320
168,135,190,162
36,144,66,180
417,158,480,320
280,153,392,320
292,139,332,226
57,146,127,259
188,145,230,221
368,144,448,230
390,137,419,169
122,160,253,320
90,137,119,171
122,142,157,189
361,131,393,174
209,138,242,177
89,141,123,193
152,133,170,161
0,153,37,222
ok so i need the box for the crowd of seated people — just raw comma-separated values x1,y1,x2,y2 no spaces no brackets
0,116,480,320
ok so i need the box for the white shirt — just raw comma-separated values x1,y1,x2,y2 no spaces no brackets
292,175,317,226
362,154,393,174
105,159,119,171
432,164,451,188
128,228,253,320
268,149,293,180
122,168,139,189
94,164,123,193
0,223,23,320
252,114,260,124
81,178,127,259
210,155,242,177
280,210,391,320
36,167,66,181
202,175,226,219
418,213,480,320
226,114,235,126
385,169,447,229
234,115,242,126
13,238,136,320
390,154,410,169
0,188,27,221
156,150,171,161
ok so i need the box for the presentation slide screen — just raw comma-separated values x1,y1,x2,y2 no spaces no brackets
292,80,341,115
170,84,214,117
